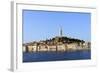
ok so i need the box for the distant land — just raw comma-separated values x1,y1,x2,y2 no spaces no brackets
23,26,90,52
23,36,90,52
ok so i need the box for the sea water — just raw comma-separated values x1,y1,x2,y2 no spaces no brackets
23,50,91,62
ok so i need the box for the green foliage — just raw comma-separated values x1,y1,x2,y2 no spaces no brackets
45,36,85,44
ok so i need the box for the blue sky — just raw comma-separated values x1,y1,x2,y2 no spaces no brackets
23,10,91,43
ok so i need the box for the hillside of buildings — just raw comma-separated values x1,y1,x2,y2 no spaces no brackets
23,26,90,52
23,36,90,52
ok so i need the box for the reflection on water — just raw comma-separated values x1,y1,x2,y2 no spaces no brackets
23,50,91,62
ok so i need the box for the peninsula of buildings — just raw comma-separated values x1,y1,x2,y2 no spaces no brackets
23,26,91,52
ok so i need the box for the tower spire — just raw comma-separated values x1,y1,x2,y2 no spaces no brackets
59,25,62,37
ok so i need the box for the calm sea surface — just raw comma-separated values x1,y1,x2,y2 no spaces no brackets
23,50,91,62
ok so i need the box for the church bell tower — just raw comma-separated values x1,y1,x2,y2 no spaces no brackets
60,25,63,37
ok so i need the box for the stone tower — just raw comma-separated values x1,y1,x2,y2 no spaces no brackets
60,25,63,37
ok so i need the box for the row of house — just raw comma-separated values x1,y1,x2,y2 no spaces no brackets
23,42,91,52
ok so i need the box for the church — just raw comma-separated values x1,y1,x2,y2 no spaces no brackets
23,25,90,52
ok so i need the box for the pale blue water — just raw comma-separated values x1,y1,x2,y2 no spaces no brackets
23,50,91,62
